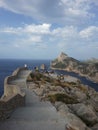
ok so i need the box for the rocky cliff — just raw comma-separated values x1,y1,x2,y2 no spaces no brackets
27,72,98,130
51,52,98,83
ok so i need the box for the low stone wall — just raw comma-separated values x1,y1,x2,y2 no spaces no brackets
0,94,25,120
0,67,27,120
3,67,27,97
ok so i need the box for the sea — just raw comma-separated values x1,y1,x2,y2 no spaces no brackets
0,59,98,97
0,59,51,97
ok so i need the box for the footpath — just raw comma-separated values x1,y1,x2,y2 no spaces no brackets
0,69,65,130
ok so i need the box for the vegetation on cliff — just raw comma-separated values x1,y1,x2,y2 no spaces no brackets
27,71,98,129
51,52,98,82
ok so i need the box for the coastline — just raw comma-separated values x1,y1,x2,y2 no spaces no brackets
51,67,98,84
26,71,98,129
1,67,98,129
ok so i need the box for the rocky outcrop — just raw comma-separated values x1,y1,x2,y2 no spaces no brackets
51,52,98,83
27,72,98,129
91,124,98,130
69,103,98,126
54,102,91,130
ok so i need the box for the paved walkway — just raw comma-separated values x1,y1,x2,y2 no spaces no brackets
0,70,66,130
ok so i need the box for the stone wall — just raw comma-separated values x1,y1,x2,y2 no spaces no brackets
3,67,27,97
0,94,25,120
0,67,27,120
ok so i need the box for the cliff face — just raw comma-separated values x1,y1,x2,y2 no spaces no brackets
51,52,98,82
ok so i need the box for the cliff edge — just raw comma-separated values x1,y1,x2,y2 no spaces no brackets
51,52,98,83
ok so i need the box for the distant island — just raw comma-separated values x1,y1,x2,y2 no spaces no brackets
51,52,98,83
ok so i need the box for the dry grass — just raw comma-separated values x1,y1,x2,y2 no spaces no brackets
29,72,88,93
48,93,79,104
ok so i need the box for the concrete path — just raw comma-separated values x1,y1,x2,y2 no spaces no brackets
0,70,66,130
10,70,32,89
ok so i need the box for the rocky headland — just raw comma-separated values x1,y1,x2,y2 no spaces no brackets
27,71,98,130
1,66,98,130
51,52,98,83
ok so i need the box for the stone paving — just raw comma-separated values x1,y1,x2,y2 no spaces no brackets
0,70,66,130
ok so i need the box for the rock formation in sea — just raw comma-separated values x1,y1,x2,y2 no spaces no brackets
51,52,98,83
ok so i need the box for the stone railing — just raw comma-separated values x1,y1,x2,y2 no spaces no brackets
0,67,28,120
3,67,27,97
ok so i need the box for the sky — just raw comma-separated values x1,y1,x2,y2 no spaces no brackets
0,0,98,60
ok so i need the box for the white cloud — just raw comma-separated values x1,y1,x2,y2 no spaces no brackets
0,23,98,59
0,23,51,49
79,26,98,39
60,0,95,22
28,35,42,43
0,0,97,25
1,24,98,47
0,27,21,34
52,26,78,38
0,0,98,59
14,44,20,48
24,23,51,34
50,25,98,59
0,23,51,35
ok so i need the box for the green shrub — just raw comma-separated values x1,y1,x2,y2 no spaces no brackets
30,72,43,81
48,93,78,104
52,62,66,68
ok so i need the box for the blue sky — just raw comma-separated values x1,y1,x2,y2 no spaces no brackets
0,0,98,59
